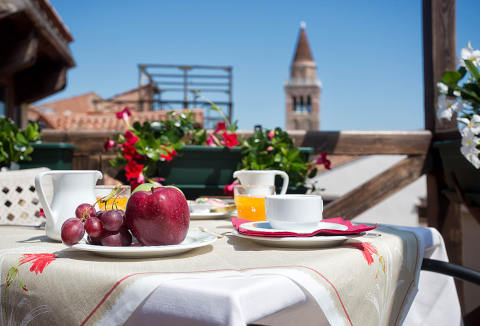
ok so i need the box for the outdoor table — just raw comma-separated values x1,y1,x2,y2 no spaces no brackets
0,219,460,326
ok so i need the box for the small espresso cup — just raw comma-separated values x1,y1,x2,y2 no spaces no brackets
265,194,323,232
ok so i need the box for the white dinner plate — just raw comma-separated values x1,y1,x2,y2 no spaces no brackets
240,221,348,234
189,211,233,220
233,230,350,248
71,230,217,258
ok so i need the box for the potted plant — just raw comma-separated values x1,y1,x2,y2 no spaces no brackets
105,103,324,198
0,118,40,171
106,106,241,196
238,127,317,193
435,41,480,205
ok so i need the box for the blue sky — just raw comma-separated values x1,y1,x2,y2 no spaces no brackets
44,0,480,131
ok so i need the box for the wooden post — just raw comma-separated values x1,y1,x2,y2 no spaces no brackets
423,0,457,133
423,0,465,310
423,0,457,228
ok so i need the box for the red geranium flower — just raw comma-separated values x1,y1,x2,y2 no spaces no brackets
159,148,177,162
125,160,144,180
124,130,139,144
130,172,145,191
122,142,144,161
206,134,219,147
214,122,227,134
315,152,331,170
104,137,116,152
115,107,132,120
19,253,57,275
268,130,275,140
221,132,239,148
160,153,173,162
223,180,239,196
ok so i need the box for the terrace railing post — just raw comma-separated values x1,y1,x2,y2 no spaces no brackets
422,0,465,309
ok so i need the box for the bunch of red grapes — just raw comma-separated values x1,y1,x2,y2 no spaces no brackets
61,203,132,246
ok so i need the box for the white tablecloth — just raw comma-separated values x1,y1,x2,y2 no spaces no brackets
121,226,461,326
0,222,461,325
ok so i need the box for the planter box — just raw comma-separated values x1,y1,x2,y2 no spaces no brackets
19,142,77,170
158,145,243,187
158,145,313,199
434,140,480,205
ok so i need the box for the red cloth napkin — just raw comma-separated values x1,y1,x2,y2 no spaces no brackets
232,217,377,237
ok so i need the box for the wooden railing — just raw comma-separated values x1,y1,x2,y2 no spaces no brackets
300,130,432,219
42,129,432,221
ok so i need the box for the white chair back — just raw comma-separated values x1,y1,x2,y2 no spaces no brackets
0,167,52,225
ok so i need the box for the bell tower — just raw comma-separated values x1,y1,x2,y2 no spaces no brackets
285,22,321,130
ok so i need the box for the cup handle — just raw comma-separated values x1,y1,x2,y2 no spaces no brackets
34,171,54,222
233,171,241,181
275,171,289,194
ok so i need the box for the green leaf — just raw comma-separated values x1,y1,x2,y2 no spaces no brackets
0,118,40,167
132,121,142,130
442,70,462,86
16,133,27,144
146,150,157,160
465,60,480,81
460,88,480,104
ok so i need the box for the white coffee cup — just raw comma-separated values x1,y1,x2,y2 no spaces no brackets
233,170,289,194
265,194,323,232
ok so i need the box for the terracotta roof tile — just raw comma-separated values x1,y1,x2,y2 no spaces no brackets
29,86,204,131
35,109,204,131
31,92,102,116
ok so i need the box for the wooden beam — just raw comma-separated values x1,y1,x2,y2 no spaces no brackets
14,62,67,103
323,155,427,220
0,31,38,76
440,202,464,309
5,76,17,123
22,0,75,67
423,1,463,287
423,0,457,227
423,0,457,132
301,130,432,155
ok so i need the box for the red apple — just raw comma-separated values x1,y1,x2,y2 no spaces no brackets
125,186,190,246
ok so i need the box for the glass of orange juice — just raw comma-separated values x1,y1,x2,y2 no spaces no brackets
234,185,275,221
95,185,131,211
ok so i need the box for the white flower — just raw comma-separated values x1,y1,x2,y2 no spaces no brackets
459,41,480,67
437,95,465,120
437,82,449,94
460,129,480,169
458,114,480,136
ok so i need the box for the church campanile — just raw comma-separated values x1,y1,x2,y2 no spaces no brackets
285,22,321,130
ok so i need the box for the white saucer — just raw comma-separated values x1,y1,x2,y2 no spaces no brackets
240,221,348,234
233,230,350,248
190,211,232,220
71,230,217,258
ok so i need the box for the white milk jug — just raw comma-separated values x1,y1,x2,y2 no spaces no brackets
233,170,289,194
35,170,102,241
